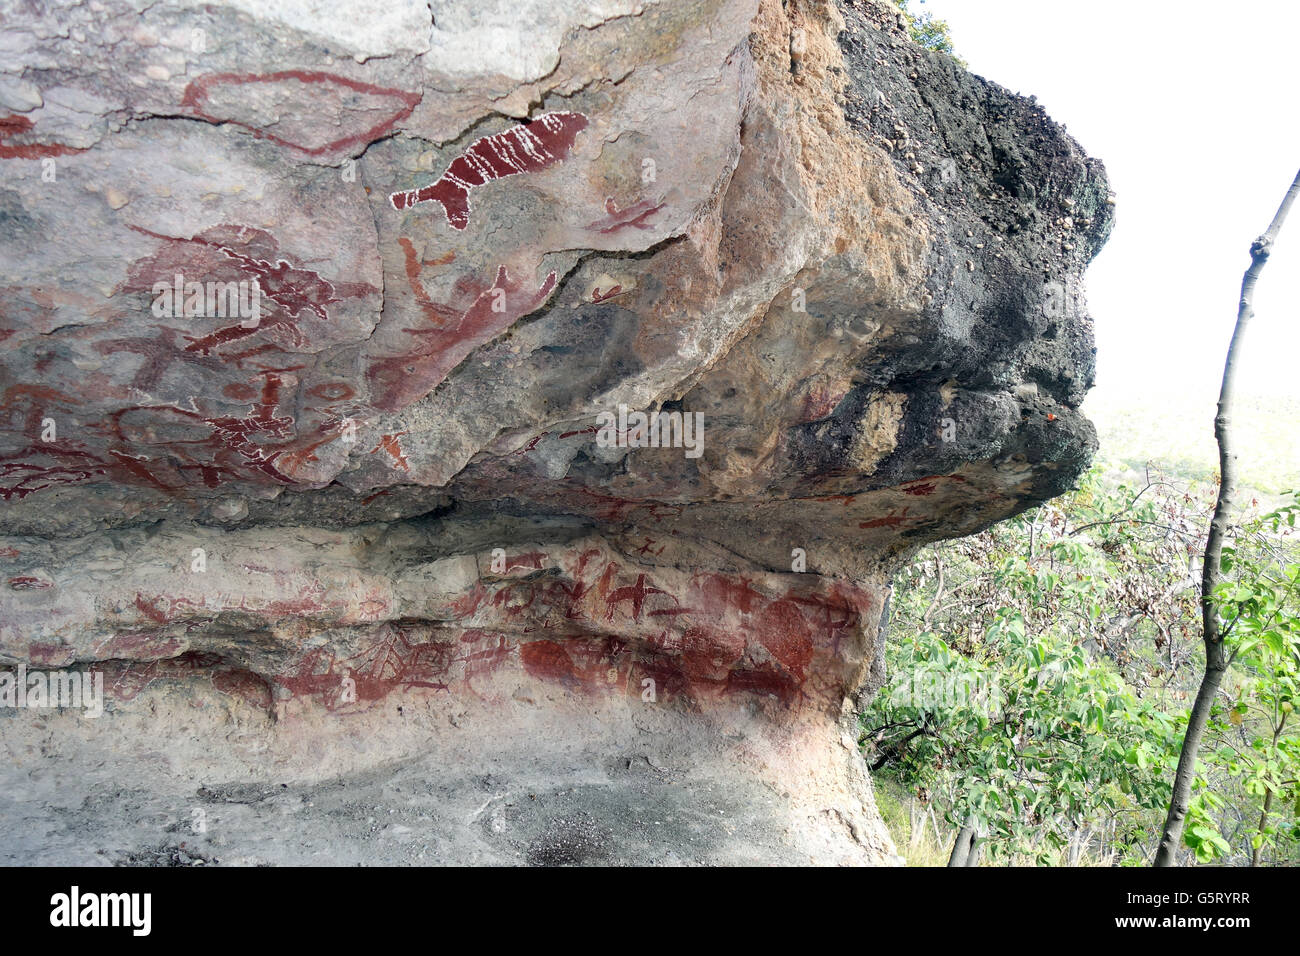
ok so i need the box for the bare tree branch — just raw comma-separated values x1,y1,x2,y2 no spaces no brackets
922,556,945,630
1154,166,1300,867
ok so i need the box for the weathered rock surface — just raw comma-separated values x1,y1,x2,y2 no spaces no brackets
0,0,1110,865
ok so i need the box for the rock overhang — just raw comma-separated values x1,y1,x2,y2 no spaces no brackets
0,0,1111,865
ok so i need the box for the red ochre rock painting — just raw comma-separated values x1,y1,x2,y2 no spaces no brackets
0,384,80,435
95,327,225,392
125,223,376,353
274,628,456,711
0,360,378,501
520,636,628,691
798,383,848,423
899,474,968,497
370,433,410,472
489,551,546,574
180,71,421,158
426,548,872,711
105,371,301,488
0,447,109,501
0,114,86,159
15,221,395,495
211,667,274,712
859,506,911,530
367,264,557,411
62,542,876,715
122,575,368,628
95,628,186,661
26,643,75,667
586,197,664,234
8,575,51,590
396,237,461,326
97,652,272,712
389,111,589,229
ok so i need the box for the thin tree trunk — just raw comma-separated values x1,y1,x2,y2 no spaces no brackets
1251,788,1274,867
947,820,975,867
1068,825,1092,866
922,557,944,631
1154,167,1300,867
1251,714,1287,866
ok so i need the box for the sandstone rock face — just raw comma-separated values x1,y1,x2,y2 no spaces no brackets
0,0,1110,865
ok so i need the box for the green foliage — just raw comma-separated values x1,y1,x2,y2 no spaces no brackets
1191,492,1300,862
891,0,962,63
862,465,1300,865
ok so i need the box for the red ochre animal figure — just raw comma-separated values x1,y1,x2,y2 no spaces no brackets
389,111,589,230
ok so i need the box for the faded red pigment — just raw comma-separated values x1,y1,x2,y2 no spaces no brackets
586,197,664,234
180,71,420,156
0,114,84,159
367,264,557,411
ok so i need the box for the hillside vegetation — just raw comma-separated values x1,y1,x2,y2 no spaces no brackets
862,401,1300,865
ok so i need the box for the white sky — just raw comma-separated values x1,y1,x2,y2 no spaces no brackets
913,0,1300,404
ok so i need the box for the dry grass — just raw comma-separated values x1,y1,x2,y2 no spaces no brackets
873,778,1117,866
